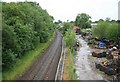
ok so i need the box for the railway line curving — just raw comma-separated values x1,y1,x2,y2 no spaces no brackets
19,30,63,80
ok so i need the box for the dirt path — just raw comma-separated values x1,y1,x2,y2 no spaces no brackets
75,35,105,80
19,30,62,80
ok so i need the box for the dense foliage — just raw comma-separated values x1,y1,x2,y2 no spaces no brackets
75,13,91,29
64,30,76,48
92,21,120,44
2,2,55,71
62,22,75,48
58,21,75,48
62,22,73,34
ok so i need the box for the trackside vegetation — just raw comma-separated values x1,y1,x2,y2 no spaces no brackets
59,21,77,80
64,30,77,80
3,34,55,80
64,30,76,48
2,2,56,79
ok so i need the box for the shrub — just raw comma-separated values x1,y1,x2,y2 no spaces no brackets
2,2,55,70
64,30,76,48
92,21,119,44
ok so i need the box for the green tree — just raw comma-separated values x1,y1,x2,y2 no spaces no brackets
62,22,73,34
64,30,76,48
75,13,91,29
99,19,104,22
2,2,55,71
91,21,109,38
92,21,119,44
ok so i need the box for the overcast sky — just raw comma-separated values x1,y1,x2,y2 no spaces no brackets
2,0,120,22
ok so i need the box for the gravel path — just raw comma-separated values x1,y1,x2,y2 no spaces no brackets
19,30,62,80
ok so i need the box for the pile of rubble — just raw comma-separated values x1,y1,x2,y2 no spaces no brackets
81,32,120,81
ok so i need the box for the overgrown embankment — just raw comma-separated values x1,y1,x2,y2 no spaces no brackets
60,22,77,80
2,2,56,80
63,47,77,80
3,33,55,80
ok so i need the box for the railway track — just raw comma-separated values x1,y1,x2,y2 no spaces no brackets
19,30,63,80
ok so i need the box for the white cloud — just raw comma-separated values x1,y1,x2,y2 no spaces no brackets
2,0,120,21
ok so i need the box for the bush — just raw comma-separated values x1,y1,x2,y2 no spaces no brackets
64,30,76,48
92,21,119,44
106,23,118,43
92,22,109,38
2,2,55,71
2,49,16,70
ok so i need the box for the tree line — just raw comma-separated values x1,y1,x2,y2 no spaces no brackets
2,2,55,71
74,13,120,45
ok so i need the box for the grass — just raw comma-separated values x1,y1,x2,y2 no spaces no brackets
71,48,77,80
0,72,2,81
63,48,77,80
2,32,55,80
63,48,71,80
